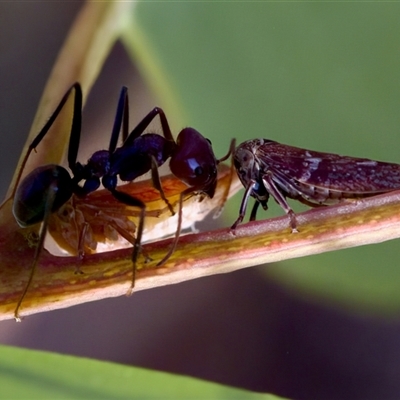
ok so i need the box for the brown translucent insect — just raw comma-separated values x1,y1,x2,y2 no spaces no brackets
232,138,400,231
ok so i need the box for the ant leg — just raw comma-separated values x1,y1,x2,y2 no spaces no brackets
218,138,236,163
121,89,129,144
214,138,236,218
149,155,175,216
156,186,193,267
14,179,58,321
66,85,83,170
106,221,152,263
108,87,129,153
123,107,175,147
12,83,83,199
108,190,146,294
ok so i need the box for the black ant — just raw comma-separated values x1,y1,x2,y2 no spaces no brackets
11,82,233,320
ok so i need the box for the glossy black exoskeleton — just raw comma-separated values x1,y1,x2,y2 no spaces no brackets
11,83,231,320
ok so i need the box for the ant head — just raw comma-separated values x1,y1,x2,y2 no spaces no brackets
13,165,73,227
170,128,218,198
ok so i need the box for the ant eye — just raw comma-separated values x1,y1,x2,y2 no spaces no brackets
206,138,212,145
194,166,204,176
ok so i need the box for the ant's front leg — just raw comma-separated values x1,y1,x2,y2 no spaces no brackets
149,155,175,216
214,138,237,218
156,186,194,267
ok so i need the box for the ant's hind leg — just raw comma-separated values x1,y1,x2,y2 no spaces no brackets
14,181,58,321
12,83,83,199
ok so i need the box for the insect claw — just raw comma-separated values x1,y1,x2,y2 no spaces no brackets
167,203,175,217
127,266,136,296
213,205,224,219
140,245,152,263
287,211,299,233
74,267,84,275
229,226,238,236
75,252,85,275
230,215,243,231
13,307,23,322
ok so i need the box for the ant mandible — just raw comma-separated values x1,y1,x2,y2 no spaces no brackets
11,82,233,320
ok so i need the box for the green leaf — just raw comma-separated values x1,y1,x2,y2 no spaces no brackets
0,345,285,399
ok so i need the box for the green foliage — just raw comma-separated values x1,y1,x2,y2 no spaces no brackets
125,2,400,315
0,345,283,399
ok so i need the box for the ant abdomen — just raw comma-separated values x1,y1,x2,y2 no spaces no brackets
12,164,73,227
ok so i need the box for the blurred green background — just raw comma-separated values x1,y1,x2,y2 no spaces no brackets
130,2,400,315
1,2,400,399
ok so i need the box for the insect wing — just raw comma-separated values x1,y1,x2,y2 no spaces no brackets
256,141,400,195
